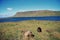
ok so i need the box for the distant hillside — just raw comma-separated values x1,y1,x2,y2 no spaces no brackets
14,10,60,17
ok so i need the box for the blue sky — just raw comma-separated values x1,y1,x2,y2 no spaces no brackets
0,0,60,18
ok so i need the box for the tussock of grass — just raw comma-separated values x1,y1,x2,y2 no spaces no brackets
0,20,60,40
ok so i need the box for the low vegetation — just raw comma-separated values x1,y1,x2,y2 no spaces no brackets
0,20,60,40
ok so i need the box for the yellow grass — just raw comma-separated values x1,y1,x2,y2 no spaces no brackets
0,20,60,40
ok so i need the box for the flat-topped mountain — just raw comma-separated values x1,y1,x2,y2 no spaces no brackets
14,10,60,17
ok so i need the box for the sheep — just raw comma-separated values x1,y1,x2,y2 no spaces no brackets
21,30,35,40
37,27,42,32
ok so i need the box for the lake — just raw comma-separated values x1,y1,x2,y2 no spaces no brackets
0,16,60,22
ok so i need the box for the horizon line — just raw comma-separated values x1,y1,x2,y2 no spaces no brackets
17,9,60,12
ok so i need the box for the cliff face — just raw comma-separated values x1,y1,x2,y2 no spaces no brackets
14,10,60,17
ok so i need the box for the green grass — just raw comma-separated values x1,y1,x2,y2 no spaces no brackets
0,20,60,40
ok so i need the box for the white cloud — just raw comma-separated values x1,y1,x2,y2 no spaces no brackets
47,9,56,11
7,8,13,11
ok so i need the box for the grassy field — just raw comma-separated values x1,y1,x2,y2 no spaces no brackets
0,20,60,40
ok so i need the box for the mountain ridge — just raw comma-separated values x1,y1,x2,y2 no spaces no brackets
13,10,60,17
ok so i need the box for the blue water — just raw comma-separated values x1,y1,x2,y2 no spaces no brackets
0,16,60,22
